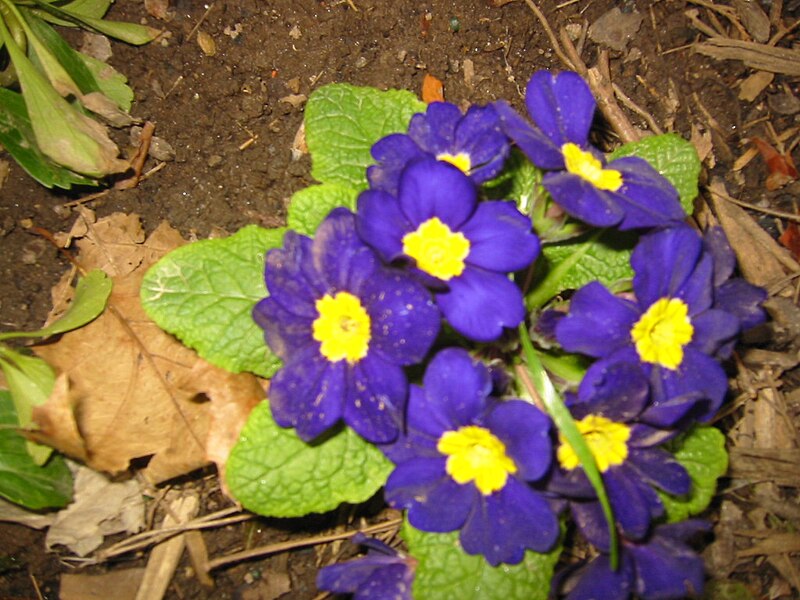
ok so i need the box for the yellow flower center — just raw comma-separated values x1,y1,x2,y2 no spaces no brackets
312,292,371,364
562,143,623,191
437,151,472,173
631,297,694,370
402,217,470,281
437,425,518,495
557,414,631,473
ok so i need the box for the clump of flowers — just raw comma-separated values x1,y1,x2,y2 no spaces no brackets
144,68,766,600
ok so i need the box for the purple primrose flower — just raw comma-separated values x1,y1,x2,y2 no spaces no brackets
495,70,685,230
368,101,510,195
357,159,540,342
252,208,440,443
382,348,559,566
549,361,690,543
316,533,416,600
556,225,743,427
558,520,709,600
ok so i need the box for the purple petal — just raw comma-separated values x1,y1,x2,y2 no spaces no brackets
314,208,375,291
494,100,564,170
408,102,462,153
628,448,691,496
715,278,767,332
631,528,707,598
455,105,510,182
556,282,640,357
604,157,686,230
356,188,411,262
483,400,552,482
421,348,492,427
385,457,473,532
397,160,477,229
368,133,427,194
269,349,345,441
460,478,560,565
704,226,737,286
691,308,740,356
543,171,625,227
562,553,634,600
655,349,728,423
525,71,595,148
264,232,326,319
344,354,407,443
575,359,650,421
437,268,525,342
605,465,663,541
460,201,540,272
252,296,314,360
363,268,440,365
631,226,706,308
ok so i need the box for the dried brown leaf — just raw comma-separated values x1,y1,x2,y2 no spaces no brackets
31,211,264,484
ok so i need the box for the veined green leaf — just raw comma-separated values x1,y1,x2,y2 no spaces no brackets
287,183,358,236
140,226,286,378
659,425,728,522
226,402,392,517
305,84,425,190
403,522,562,600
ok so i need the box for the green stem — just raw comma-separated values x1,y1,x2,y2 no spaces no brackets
525,230,604,311
517,323,619,569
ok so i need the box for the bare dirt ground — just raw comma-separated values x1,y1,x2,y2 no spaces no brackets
1,0,799,598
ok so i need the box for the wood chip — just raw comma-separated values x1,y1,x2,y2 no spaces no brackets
728,447,800,486
738,70,774,101
695,37,800,76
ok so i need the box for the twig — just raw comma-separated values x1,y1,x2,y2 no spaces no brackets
612,83,663,135
522,0,576,71
708,188,800,223
186,3,214,42
206,517,403,571
90,507,250,563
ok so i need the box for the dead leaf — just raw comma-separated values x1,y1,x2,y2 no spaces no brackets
738,71,774,102
135,491,199,600
144,0,173,20
779,223,800,261
751,137,799,190
422,73,444,103
45,464,145,556
61,568,145,600
31,210,265,484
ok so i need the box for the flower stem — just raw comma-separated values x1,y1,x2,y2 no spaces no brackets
517,323,619,569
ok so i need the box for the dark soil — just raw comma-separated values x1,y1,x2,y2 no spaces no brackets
1,0,798,598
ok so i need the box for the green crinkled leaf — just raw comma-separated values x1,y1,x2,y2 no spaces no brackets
528,230,636,308
140,226,286,378
403,521,562,600
0,391,72,509
609,133,701,215
659,425,728,522
483,148,541,215
305,84,425,191
287,183,358,236
225,402,392,517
